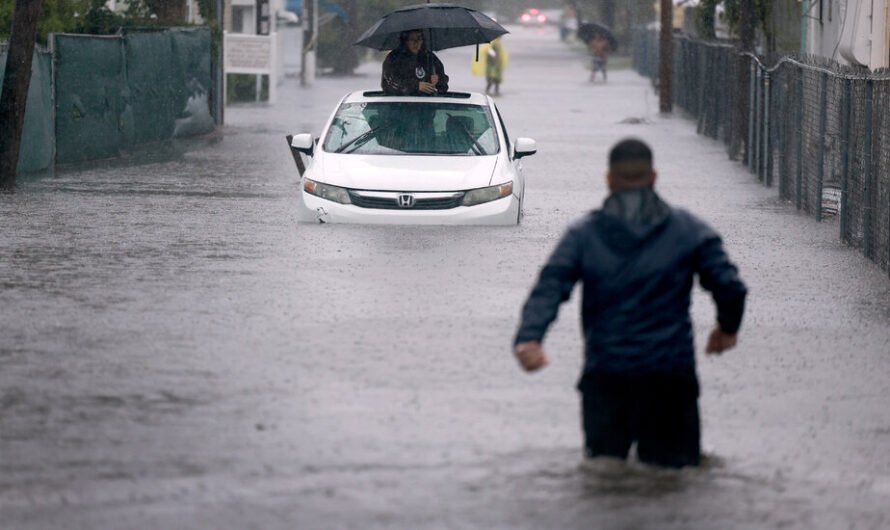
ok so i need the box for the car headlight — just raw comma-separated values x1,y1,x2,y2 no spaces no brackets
303,178,351,204
462,181,513,207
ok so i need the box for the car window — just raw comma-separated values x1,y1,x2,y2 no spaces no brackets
323,102,500,156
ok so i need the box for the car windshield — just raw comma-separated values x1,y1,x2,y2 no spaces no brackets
322,102,499,156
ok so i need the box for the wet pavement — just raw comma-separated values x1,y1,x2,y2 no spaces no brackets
2,24,890,530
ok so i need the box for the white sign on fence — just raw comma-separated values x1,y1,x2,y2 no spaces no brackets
223,32,279,104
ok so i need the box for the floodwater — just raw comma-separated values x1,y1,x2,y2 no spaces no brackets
2,24,890,529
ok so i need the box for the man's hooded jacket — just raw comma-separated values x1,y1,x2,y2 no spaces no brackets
514,187,747,374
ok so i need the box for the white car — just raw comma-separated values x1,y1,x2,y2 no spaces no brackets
290,90,536,225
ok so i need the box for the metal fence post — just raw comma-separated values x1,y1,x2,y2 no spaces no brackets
816,73,828,221
840,78,852,241
714,47,724,141
795,71,804,211
760,71,771,186
863,79,875,259
748,58,756,170
754,67,763,176
695,44,708,134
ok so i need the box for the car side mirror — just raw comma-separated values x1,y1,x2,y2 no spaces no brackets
290,133,315,157
513,138,537,159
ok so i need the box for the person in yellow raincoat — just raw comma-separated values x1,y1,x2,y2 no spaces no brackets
471,37,508,97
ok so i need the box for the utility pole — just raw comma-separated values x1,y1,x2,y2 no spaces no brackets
737,0,756,160
739,0,756,54
658,0,672,113
0,0,42,187
301,0,317,86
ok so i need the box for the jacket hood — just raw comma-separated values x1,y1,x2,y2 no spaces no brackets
597,187,671,252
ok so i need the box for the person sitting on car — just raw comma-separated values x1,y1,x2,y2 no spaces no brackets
381,30,449,96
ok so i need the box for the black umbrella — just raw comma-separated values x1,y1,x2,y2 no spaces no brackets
577,22,618,52
354,3,508,52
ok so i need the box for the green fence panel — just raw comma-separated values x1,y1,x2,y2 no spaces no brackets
54,34,125,163
168,27,213,138
125,27,212,143
125,30,178,143
0,48,55,172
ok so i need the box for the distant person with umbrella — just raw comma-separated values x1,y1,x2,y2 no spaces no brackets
577,23,617,83
381,29,449,96
589,34,612,82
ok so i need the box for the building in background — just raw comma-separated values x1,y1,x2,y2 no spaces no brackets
804,0,890,70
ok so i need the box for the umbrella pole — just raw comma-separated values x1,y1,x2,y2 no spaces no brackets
476,43,479,62
426,29,435,81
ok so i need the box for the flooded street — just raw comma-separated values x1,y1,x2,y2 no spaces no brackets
3,24,890,529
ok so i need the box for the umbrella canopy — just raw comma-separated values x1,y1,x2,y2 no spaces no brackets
577,22,618,51
354,3,508,51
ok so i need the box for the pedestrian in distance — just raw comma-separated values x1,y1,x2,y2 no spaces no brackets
381,29,449,96
484,37,506,97
512,138,747,469
588,34,611,83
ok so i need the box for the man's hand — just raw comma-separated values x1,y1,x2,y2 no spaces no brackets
418,81,437,94
706,327,738,355
430,74,440,85
514,341,550,372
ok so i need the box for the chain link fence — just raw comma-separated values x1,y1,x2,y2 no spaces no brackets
633,30,890,277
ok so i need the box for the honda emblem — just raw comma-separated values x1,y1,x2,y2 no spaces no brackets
397,194,416,208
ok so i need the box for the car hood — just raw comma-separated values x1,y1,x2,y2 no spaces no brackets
313,153,499,192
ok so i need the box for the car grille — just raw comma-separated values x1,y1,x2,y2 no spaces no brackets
348,191,465,210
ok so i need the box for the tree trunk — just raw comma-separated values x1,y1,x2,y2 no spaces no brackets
698,0,718,40
738,0,756,53
735,0,756,161
0,0,42,187
658,0,672,113
144,0,187,24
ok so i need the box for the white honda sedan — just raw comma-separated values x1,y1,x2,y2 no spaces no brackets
290,90,536,225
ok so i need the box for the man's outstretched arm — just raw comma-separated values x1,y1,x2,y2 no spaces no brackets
513,229,583,370
697,235,747,354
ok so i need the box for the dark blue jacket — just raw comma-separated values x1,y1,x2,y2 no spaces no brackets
514,188,747,374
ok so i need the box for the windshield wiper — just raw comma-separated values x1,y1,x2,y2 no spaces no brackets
452,120,487,155
336,123,394,154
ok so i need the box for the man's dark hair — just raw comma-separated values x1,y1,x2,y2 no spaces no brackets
609,138,653,182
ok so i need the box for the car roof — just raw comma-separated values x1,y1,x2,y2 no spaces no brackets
343,90,491,106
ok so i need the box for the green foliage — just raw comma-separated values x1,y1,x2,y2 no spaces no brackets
0,0,189,43
722,0,771,37
694,0,721,39
195,0,221,65
316,0,484,75
226,73,268,103
318,15,359,75
1,0,87,42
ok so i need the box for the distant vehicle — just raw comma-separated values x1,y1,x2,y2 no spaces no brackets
290,90,537,225
539,9,562,26
518,8,548,27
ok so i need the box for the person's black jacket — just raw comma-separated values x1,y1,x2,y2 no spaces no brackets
514,187,747,374
381,47,449,96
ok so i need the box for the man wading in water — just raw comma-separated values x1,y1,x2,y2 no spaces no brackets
513,139,747,468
